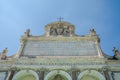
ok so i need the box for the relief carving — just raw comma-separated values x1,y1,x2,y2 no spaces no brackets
46,21,75,37
50,27,57,36
50,25,70,36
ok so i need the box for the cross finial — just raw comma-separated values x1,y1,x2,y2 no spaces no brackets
57,17,64,22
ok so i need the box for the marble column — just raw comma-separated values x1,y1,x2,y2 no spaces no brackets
72,70,77,80
104,70,111,80
40,71,44,80
8,70,15,80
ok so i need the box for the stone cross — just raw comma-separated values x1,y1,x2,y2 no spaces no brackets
57,17,64,22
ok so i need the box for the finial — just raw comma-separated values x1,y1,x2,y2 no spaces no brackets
24,29,30,37
112,47,120,60
1,48,8,60
90,28,96,36
57,17,64,22
2,48,8,53
113,47,119,54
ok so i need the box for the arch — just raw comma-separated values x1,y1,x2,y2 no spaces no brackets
77,70,106,80
44,70,72,80
12,70,39,80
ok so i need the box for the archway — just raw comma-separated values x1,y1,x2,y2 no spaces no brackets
44,70,72,80
12,70,39,80
77,70,106,80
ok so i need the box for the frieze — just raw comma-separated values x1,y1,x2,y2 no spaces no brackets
0,60,13,66
105,60,120,65
12,58,106,70
14,62,105,66
1,59,120,70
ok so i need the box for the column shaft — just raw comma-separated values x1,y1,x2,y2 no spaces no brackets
104,70,111,80
8,70,15,80
40,71,44,80
72,70,77,80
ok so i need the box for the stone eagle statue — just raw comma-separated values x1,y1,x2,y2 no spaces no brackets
0,48,8,60
112,47,120,60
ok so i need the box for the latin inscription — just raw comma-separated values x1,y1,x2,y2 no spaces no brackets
22,41,98,56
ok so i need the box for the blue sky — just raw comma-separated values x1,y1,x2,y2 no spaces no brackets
0,0,120,56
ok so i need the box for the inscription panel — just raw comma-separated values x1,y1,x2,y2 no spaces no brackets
22,40,98,56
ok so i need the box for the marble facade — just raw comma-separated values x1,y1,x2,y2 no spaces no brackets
0,21,120,80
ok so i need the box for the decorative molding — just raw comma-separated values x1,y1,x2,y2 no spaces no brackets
77,70,106,80
12,70,39,80
44,70,72,80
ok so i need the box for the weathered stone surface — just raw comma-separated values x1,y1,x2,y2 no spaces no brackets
0,20,120,80
112,72,120,80
0,72,7,80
